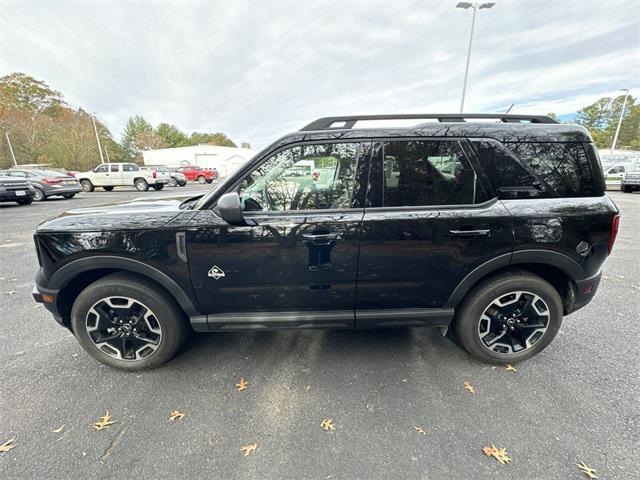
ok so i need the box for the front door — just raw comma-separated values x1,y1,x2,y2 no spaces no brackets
92,164,110,186
356,139,514,328
187,141,371,329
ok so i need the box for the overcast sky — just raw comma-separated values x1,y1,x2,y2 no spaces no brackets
1,0,638,149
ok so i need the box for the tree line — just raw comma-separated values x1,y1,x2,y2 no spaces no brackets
1,71,637,170
0,72,240,170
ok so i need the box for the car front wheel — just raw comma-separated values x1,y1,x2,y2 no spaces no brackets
453,271,563,364
71,273,189,370
81,180,94,192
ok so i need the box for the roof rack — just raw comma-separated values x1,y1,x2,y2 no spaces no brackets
300,113,559,131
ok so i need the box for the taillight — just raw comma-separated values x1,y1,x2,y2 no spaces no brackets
152,171,157,178
42,177,62,185
608,214,620,253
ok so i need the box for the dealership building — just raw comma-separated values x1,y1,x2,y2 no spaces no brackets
143,144,257,177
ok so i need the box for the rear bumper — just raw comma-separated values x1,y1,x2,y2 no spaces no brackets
44,186,83,196
567,271,602,314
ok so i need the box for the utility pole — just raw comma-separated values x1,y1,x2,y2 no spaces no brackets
91,114,106,164
104,144,110,163
5,132,18,167
456,2,496,113
610,89,630,153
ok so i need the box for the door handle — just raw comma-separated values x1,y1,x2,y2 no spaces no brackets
302,232,343,241
449,229,491,238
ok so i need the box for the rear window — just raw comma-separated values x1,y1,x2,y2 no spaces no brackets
473,140,598,198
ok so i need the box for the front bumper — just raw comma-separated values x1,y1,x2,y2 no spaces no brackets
33,284,66,327
0,188,35,201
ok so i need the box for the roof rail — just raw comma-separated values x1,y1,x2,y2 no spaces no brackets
300,113,558,131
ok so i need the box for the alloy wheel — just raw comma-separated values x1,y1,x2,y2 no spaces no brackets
477,291,550,354
33,188,45,201
85,296,162,361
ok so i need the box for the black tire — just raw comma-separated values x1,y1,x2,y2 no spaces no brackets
70,273,189,370
152,184,164,190
168,178,178,187
621,185,632,193
453,271,563,364
17,198,33,205
135,179,149,191
33,188,46,201
62,193,76,199
197,175,206,184
178,181,186,187
103,186,114,192
80,180,94,192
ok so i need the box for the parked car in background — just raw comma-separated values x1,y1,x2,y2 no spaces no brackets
77,163,170,192
603,162,640,189
140,166,186,187
0,176,35,205
176,165,217,183
0,169,81,201
621,169,640,193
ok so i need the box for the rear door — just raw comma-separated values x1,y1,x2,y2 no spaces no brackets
107,163,122,185
186,140,371,329
355,138,513,328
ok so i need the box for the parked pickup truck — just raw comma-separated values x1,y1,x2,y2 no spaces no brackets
77,163,170,192
176,165,217,183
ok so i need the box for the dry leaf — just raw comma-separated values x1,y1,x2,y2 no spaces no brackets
169,410,185,422
52,425,65,433
414,426,426,435
320,419,336,431
576,461,598,479
236,378,249,391
464,381,475,394
240,443,257,457
505,364,517,372
483,444,511,464
0,437,16,453
92,411,116,431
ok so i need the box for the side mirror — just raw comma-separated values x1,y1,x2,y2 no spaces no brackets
216,192,248,226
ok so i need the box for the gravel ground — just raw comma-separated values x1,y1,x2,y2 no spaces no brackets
0,186,638,480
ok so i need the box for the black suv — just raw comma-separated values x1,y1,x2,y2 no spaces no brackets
33,114,620,370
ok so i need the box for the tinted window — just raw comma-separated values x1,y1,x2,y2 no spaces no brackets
503,143,595,197
238,143,360,211
123,164,139,172
95,165,108,173
383,141,482,207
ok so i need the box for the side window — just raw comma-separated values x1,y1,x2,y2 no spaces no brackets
123,164,138,172
382,141,483,207
238,142,360,212
110,164,120,172
95,165,108,173
504,142,594,197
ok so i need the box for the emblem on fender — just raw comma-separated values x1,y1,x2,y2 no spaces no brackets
208,266,226,279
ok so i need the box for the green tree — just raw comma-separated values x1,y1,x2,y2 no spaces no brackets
547,112,560,122
156,123,188,147
0,72,64,114
188,131,236,147
576,95,639,149
121,115,166,161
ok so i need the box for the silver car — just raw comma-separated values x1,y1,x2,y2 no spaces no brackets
0,169,82,201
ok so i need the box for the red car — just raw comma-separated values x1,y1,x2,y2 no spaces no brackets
176,166,217,183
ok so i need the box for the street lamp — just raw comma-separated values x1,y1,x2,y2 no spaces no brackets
456,2,496,113
610,88,630,152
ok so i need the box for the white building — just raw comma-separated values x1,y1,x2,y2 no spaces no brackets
143,145,257,177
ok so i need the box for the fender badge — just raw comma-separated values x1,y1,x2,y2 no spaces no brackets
208,266,226,280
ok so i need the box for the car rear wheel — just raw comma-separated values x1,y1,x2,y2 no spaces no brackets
197,175,206,184
71,273,189,370
103,186,114,192
80,180,94,192
32,188,46,201
453,271,563,364
135,179,149,191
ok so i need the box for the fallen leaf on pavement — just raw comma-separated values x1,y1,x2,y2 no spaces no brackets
576,461,598,479
414,426,426,435
505,364,517,372
483,444,511,464
92,411,116,431
464,381,475,394
52,425,65,433
240,443,257,457
0,437,16,453
236,377,249,391
320,419,336,431
169,410,185,422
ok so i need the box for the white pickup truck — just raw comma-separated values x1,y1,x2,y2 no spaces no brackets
77,163,170,192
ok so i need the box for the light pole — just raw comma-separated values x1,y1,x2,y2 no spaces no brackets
91,113,106,164
456,2,496,113
5,132,18,167
610,89,630,152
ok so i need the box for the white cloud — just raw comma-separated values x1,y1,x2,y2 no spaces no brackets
1,0,638,149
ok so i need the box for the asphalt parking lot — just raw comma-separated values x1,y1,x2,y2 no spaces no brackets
0,185,638,480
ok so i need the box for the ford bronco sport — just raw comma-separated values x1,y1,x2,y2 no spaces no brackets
33,114,620,370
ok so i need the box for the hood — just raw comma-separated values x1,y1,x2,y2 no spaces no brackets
36,195,202,233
